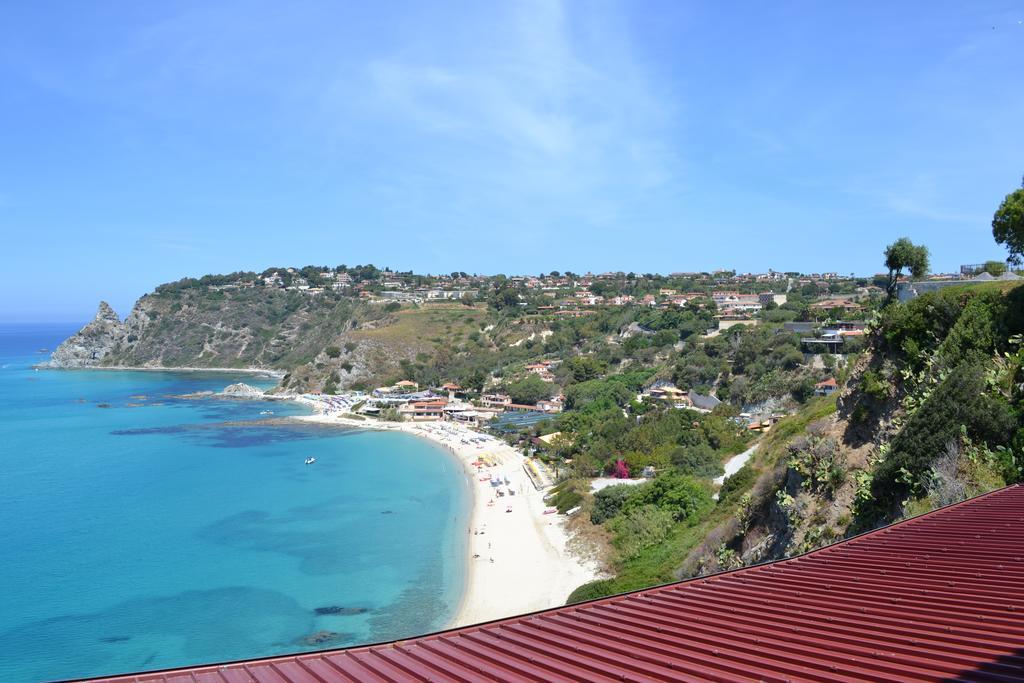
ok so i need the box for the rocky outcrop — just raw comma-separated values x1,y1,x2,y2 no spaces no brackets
221,383,265,398
43,285,406,392
44,302,126,368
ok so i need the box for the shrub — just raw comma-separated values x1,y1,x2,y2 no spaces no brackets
670,443,724,479
791,376,817,403
718,464,756,505
566,578,619,604
860,369,888,401
872,360,1016,503
788,435,845,495
591,484,634,524
608,504,676,561
623,473,712,523
380,406,404,422
547,480,585,513
325,346,341,358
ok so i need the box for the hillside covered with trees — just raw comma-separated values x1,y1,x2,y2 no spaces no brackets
46,177,1024,605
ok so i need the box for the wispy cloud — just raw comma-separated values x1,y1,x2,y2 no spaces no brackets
847,172,982,225
341,0,680,224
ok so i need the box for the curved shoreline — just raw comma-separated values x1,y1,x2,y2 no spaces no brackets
290,410,601,628
33,360,599,630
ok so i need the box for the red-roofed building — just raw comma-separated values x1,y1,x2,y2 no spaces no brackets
86,485,1024,682
815,377,838,395
439,382,464,399
398,399,446,420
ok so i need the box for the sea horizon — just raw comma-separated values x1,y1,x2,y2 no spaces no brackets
0,322,470,682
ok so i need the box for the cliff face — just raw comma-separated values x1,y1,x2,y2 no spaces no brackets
43,285,426,392
45,302,127,368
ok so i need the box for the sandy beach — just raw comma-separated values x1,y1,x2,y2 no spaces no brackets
292,408,602,628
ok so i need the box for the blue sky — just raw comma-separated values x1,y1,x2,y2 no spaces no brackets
1,1,1023,321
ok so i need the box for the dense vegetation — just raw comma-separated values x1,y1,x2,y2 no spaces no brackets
108,286,375,370
68,213,1024,608
851,282,1024,526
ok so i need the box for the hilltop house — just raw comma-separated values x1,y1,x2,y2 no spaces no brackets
809,298,863,314
758,291,788,306
815,377,838,396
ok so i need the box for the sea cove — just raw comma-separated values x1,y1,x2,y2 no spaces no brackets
0,324,469,682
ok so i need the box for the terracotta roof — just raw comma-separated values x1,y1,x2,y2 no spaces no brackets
86,485,1024,682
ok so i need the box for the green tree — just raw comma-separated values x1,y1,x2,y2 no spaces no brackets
505,375,551,405
983,260,1008,277
565,355,607,382
993,180,1024,264
883,238,930,301
623,473,712,523
872,360,1016,503
590,484,635,524
670,443,723,479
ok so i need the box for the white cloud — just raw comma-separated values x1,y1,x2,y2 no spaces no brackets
846,172,982,226
349,0,680,217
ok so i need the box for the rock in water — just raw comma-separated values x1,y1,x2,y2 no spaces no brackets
314,606,369,616
221,383,265,398
298,630,352,646
44,302,126,368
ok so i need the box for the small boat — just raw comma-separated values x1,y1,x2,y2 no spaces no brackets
260,410,274,415
304,457,316,465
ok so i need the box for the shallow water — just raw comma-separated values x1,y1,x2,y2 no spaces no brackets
0,323,469,682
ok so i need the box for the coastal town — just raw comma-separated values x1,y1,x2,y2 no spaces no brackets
38,234,1024,679
192,259,1021,326
8,1,1024,678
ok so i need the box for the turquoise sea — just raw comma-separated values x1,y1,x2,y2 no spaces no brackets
0,323,470,682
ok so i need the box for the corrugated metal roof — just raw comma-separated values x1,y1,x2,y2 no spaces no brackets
84,485,1024,683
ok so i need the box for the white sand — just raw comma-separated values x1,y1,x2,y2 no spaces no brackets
291,410,602,628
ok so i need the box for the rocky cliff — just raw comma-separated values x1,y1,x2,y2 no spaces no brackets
43,284,441,393
45,301,127,368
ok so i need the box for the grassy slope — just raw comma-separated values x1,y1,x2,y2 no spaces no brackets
566,396,839,603
348,304,488,349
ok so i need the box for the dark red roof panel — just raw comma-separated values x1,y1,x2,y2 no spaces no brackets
84,485,1024,683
